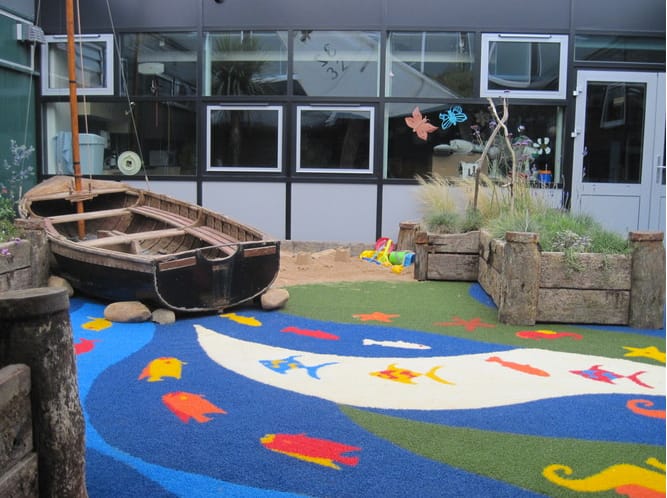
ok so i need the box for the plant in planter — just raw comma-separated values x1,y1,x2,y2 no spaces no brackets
411,99,663,328
1,140,35,243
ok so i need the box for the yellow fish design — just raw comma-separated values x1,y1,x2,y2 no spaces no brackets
138,357,187,382
219,312,262,327
623,345,665,364
82,316,113,332
370,363,454,385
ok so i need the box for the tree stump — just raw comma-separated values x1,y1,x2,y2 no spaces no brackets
0,287,88,498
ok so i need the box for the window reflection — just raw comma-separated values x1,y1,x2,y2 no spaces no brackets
42,34,114,96
297,106,374,172
44,101,196,176
386,32,474,98
385,102,563,181
481,34,568,99
120,33,197,97
207,106,282,171
205,31,288,96
292,31,380,97
583,83,645,183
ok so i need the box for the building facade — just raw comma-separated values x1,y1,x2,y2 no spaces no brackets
0,1,38,202
28,0,667,241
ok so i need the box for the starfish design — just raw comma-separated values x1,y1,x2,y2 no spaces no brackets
353,311,400,323
623,346,665,364
434,316,495,332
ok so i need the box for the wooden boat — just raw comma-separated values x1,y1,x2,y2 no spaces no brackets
19,176,280,312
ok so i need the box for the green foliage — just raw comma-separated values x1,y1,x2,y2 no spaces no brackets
0,196,19,242
416,173,630,255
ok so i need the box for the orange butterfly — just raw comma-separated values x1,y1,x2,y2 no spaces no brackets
405,106,438,141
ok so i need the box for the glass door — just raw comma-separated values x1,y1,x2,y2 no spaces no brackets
571,71,665,234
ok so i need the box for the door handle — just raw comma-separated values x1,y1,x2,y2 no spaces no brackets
657,154,665,184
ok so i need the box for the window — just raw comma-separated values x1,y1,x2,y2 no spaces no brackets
297,106,374,173
292,31,380,97
385,102,564,181
44,101,196,176
386,32,475,98
481,34,568,99
204,31,288,96
120,33,197,97
207,106,283,172
41,34,114,96
575,35,665,64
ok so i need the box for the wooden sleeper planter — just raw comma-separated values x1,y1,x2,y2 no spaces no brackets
414,228,665,328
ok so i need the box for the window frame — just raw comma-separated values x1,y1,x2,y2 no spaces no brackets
480,33,568,100
206,104,284,173
41,34,114,96
296,105,375,174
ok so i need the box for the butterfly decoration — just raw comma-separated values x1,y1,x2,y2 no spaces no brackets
439,105,468,130
405,107,438,141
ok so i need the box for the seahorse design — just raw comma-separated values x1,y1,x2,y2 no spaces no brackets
626,399,666,419
542,458,665,494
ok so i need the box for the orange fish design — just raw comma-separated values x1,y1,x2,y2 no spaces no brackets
162,391,227,423
138,357,187,382
260,433,361,470
486,356,550,377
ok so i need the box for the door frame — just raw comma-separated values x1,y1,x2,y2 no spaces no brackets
571,70,665,234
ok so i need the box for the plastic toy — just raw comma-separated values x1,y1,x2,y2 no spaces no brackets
360,238,415,273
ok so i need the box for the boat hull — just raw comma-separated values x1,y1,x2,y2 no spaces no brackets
50,239,279,312
21,176,280,312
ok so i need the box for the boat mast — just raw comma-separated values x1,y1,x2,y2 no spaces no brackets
66,0,86,239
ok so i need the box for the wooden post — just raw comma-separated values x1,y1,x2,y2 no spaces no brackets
13,218,49,288
413,231,429,281
0,364,39,497
0,287,88,498
396,221,420,252
498,231,540,325
628,231,665,329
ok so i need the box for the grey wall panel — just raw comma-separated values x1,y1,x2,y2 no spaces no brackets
39,0,201,32
202,0,384,29
2,0,34,20
384,0,570,31
573,0,665,32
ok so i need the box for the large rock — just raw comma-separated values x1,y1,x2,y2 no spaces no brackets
261,288,289,310
104,301,152,322
47,275,74,297
152,308,176,325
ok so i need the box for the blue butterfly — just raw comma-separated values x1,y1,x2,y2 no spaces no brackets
439,106,468,130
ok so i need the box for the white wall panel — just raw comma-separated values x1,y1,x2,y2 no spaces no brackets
125,180,197,203
291,183,376,243
381,184,422,241
202,182,286,239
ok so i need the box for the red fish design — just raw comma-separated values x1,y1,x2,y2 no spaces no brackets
161,391,227,423
260,433,361,470
516,329,583,341
486,356,550,377
281,326,340,341
570,365,653,388
74,338,99,355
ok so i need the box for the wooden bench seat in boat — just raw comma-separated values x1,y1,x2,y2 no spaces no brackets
46,208,131,224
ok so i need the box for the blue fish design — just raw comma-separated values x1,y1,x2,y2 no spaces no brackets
260,355,337,380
